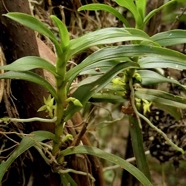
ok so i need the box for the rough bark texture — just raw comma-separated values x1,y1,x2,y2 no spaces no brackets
0,0,54,131
0,0,59,185
0,1,105,185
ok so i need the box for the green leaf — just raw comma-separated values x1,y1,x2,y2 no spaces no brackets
60,146,153,186
77,76,101,87
0,56,57,76
138,70,185,89
78,3,130,27
80,67,110,75
77,62,136,98
68,28,152,57
65,62,138,120
66,50,131,85
135,88,186,109
115,0,143,28
0,71,57,99
91,93,125,103
0,131,55,182
50,15,70,49
4,12,61,55
68,44,155,84
139,55,186,70
129,116,151,181
60,173,77,186
67,44,186,90
134,45,186,63
151,30,186,46
154,102,181,121
135,0,146,20
79,59,130,77
144,0,176,25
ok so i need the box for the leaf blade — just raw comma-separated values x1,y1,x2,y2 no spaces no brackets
61,145,153,186
152,30,186,46
4,13,61,55
78,3,130,27
135,88,186,109
135,0,146,20
65,62,138,120
144,0,176,25
115,0,143,28
0,131,55,182
67,44,186,84
138,69,185,89
139,56,186,70
68,28,152,57
0,71,57,99
50,15,70,49
0,56,57,76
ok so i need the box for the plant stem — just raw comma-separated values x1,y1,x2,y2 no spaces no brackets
53,56,67,155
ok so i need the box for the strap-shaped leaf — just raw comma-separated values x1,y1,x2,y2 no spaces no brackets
77,76,102,87
79,67,109,75
115,0,143,28
67,44,186,85
154,102,181,121
61,145,152,186
65,62,138,120
61,173,77,186
0,71,57,99
139,55,186,70
79,59,122,75
66,48,132,83
91,93,125,103
4,13,61,56
68,28,152,57
0,131,55,182
78,3,130,27
144,0,176,25
138,70,185,89
50,15,70,49
0,56,57,76
135,88,186,109
135,0,146,20
151,30,186,46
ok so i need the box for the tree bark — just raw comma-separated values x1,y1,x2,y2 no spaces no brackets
0,0,55,131
0,1,105,185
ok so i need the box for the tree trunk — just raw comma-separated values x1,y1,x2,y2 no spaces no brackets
0,1,104,185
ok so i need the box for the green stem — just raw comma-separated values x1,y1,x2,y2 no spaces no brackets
53,57,67,155
129,78,152,181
